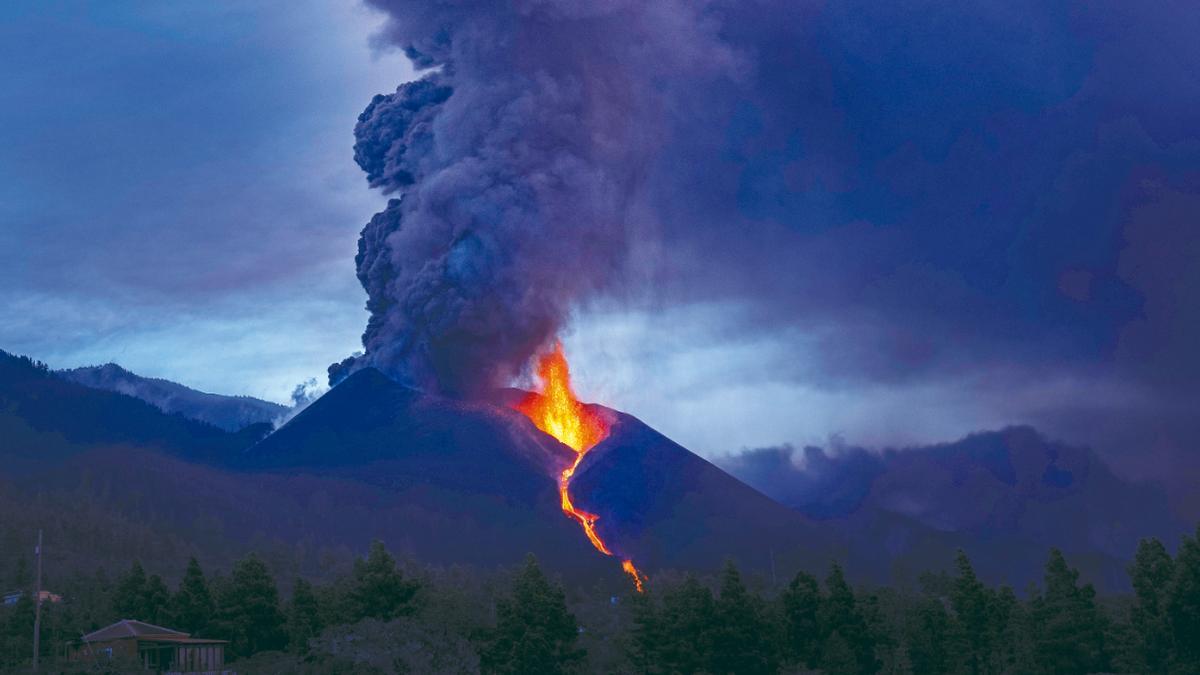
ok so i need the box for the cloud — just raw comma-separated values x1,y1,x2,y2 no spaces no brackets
717,442,886,520
5,1,1198,516
0,1,412,400
714,426,1187,569
334,0,742,394
343,0,1199,390
336,1,1200,516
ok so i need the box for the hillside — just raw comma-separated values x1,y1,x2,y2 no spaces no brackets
59,362,286,431
567,408,835,575
238,368,616,577
0,351,268,468
1,350,1190,592
718,427,1187,590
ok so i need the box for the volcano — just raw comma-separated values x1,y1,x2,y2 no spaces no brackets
241,366,833,585
3,348,1179,591
0,349,836,586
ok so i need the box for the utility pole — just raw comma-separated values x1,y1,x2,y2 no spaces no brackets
32,529,42,671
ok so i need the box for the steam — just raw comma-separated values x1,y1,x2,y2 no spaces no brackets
332,1,739,395
272,377,327,429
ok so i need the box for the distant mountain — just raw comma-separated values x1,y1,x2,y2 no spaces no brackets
2,348,1190,592
59,362,286,431
0,350,268,469
717,427,1187,591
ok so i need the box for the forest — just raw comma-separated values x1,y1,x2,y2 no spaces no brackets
2,525,1199,675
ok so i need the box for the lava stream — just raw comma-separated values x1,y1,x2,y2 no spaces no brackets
515,342,646,592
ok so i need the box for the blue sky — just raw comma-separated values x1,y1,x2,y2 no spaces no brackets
1,1,411,401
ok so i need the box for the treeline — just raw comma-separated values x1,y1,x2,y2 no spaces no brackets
3,527,1200,674
0,541,416,671
626,543,1186,675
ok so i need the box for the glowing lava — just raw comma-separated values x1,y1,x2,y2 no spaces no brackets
515,342,646,592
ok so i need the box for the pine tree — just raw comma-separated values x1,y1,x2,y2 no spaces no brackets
949,550,995,674
481,554,584,675
821,630,860,675
625,590,663,674
213,554,287,658
313,576,354,628
112,560,148,620
711,561,776,674
11,556,31,591
907,597,952,674
858,592,896,672
781,570,822,669
1105,611,1143,675
348,540,419,621
658,575,716,673
1031,548,1106,675
173,557,215,635
992,585,1030,673
1167,525,1200,672
79,566,117,632
287,578,322,654
1129,538,1175,672
820,562,876,674
144,574,172,625
3,592,36,668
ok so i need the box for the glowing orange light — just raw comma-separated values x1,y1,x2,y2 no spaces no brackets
622,559,645,593
515,342,646,592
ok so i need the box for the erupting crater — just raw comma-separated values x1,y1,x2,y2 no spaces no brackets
514,342,646,592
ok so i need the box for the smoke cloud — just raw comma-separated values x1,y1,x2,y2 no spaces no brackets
272,377,328,429
331,1,1200,519
332,0,740,394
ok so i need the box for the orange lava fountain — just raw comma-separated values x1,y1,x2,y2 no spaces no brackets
515,342,646,593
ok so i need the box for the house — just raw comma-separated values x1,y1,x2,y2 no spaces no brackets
68,619,231,674
2,589,63,606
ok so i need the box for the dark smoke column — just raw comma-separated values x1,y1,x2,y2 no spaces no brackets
332,0,737,396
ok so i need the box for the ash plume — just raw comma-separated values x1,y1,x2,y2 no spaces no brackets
333,1,739,395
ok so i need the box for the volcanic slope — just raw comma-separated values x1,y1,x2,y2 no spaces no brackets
23,349,1133,589
551,406,835,577
240,368,619,576
246,369,849,582
9,350,1135,590
3,352,839,584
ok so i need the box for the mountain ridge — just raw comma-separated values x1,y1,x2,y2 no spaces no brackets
59,362,287,431
717,426,1186,590
0,349,1190,592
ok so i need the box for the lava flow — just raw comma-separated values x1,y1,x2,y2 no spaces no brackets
515,342,645,593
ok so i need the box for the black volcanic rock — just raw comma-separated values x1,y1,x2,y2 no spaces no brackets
241,368,570,486
59,362,286,431
570,409,837,576
239,368,616,575
243,371,855,581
